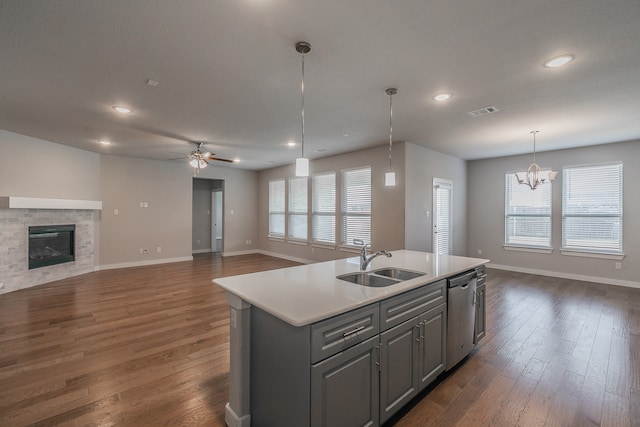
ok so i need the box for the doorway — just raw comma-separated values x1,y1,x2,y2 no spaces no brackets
432,178,452,255
192,178,224,254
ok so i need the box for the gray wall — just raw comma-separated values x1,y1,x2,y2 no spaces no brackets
468,139,639,287
1,129,259,274
404,143,468,256
257,144,406,263
0,130,101,199
99,154,193,267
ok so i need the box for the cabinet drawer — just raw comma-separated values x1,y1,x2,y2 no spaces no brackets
380,279,446,331
311,304,379,364
476,265,487,286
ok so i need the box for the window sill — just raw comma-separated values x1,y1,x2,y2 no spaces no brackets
503,245,553,254
268,236,285,242
312,242,336,250
339,245,361,254
560,250,625,261
287,239,308,246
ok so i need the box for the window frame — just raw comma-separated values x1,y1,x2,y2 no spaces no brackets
340,166,372,249
287,176,309,243
311,171,337,248
268,179,286,240
561,162,623,257
504,171,553,251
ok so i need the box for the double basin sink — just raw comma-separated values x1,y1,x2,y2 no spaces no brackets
337,268,426,288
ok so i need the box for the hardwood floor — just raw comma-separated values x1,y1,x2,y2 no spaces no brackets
1,255,639,426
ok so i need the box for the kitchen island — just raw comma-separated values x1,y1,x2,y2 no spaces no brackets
213,250,488,427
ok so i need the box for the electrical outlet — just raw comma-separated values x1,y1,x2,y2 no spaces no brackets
157,247,161,253
477,249,482,255
139,202,144,208
0,283,4,290
615,262,622,270
246,240,252,245
114,209,119,215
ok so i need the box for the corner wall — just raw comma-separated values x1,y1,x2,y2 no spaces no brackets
257,144,406,263
404,143,468,256
467,139,640,287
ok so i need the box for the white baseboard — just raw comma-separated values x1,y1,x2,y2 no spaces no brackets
97,256,194,271
488,263,640,289
192,248,212,254
256,249,314,264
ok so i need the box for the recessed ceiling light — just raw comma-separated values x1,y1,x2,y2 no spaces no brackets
341,133,349,137
99,140,111,145
433,93,452,102
544,54,574,68
112,106,132,114
233,158,240,163
287,141,297,147
314,148,327,153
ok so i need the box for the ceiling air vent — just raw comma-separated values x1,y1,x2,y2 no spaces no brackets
467,106,499,117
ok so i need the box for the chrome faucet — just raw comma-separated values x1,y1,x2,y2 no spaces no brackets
354,239,392,270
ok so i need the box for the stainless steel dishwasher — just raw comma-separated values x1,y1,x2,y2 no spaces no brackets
446,270,477,370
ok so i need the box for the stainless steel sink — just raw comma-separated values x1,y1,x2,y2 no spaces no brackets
336,272,400,287
371,268,426,281
337,268,426,287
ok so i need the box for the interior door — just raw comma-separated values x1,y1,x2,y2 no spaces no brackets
432,178,453,255
211,190,223,253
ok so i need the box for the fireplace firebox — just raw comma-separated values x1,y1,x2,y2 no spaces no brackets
28,224,75,269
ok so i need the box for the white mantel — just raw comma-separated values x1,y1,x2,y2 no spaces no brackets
0,196,102,210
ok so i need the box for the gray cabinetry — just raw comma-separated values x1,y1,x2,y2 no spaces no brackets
474,265,487,343
379,317,419,423
379,280,447,423
311,336,380,427
417,303,446,388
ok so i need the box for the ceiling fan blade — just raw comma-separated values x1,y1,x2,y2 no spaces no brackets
207,156,234,163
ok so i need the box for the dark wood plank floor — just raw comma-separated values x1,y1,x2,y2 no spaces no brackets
1,254,639,426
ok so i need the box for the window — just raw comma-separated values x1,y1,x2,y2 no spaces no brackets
288,177,308,241
268,179,285,239
505,173,552,248
312,172,336,245
341,167,371,246
433,178,452,255
562,163,623,254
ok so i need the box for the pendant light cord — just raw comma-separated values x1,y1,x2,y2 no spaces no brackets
301,50,305,159
388,92,393,170
531,130,538,163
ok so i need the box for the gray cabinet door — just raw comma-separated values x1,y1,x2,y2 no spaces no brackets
418,303,446,390
474,284,486,343
311,336,379,427
379,317,420,423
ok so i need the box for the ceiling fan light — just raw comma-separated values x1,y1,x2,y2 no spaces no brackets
544,54,574,68
295,157,309,177
189,158,208,169
385,171,396,186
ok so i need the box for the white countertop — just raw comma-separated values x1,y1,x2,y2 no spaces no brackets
213,250,489,326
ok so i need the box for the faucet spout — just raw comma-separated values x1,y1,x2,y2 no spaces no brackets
354,239,392,270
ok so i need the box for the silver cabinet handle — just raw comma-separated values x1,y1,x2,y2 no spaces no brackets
343,325,365,337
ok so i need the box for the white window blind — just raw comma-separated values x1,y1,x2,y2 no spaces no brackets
505,173,552,248
562,163,623,253
312,172,336,245
341,167,371,246
268,179,285,238
434,181,452,255
288,177,308,241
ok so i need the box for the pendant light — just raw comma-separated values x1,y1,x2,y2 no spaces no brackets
295,41,311,177
515,130,557,190
384,88,398,186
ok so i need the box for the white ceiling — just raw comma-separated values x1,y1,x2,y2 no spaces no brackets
1,0,639,170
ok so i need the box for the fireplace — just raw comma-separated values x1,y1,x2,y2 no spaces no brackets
28,224,75,269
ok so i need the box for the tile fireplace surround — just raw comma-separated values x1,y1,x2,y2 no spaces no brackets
0,198,101,295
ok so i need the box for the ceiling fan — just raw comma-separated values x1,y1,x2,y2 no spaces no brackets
170,142,234,172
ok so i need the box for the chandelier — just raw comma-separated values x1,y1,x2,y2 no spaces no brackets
515,131,557,190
